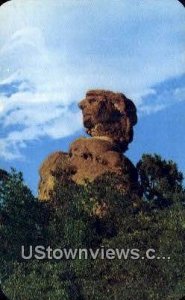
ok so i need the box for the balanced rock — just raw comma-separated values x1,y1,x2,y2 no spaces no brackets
38,89,139,202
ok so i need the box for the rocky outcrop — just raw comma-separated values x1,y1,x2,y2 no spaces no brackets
38,152,75,201
69,137,138,186
38,89,139,203
79,90,137,152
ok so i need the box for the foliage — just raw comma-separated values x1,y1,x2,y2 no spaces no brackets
0,154,185,300
137,154,184,209
0,169,49,269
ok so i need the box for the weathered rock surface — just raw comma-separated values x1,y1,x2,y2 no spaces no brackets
39,139,138,201
38,89,139,203
38,151,75,201
79,90,137,152
69,137,138,186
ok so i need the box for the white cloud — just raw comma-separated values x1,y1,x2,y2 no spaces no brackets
138,84,185,116
139,104,167,115
0,0,184,159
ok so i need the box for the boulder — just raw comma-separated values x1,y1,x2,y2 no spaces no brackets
79,90,137,152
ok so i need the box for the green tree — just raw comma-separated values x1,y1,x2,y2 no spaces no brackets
1,160,185,300
137,154,184,209
0,169,49,269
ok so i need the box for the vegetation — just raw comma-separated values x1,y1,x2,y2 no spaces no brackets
0,155,185,300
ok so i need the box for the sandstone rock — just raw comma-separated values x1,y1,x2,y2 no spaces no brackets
79,90,137,152
69,137,138,188
38,151,75,201
39,138,139,201
38,89,140,205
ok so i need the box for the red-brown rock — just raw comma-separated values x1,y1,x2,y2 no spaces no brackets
38,90,139,205
79,90,137,152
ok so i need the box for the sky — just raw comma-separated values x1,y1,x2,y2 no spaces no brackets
0,0,185,194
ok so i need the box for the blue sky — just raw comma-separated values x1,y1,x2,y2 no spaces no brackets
0,0,184,194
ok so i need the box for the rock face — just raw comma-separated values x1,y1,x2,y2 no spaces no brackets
38,90,139,202
79,90,137,152
38,152,74,201
69,137,138,185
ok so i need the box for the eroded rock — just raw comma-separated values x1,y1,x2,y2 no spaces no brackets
39,138,139,201
79,90,137,152
69,137,138,186
38,89,139,205
38,151,75,201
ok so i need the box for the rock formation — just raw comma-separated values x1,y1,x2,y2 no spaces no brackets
79,90,137,152
38,89,139,202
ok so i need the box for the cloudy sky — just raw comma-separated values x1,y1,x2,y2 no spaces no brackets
0,0,184,193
